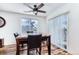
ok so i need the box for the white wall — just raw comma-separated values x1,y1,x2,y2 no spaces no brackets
47,4,79,54
0,11,47,45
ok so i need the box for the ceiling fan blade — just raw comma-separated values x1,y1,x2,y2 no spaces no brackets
37,10,46,13
24,10,33,12
24,3,33,9
37,3,44,9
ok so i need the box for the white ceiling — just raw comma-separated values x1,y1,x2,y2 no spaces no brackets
0,3,66,17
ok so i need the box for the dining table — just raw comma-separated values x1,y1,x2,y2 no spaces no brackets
16,35,51,55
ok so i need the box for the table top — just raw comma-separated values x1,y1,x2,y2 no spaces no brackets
16,35,50,38
16,35,50,41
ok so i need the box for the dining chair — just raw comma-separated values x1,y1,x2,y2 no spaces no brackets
14,33,26,50
27,34,42,55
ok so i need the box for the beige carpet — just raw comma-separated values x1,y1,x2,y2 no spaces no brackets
0,44,71,55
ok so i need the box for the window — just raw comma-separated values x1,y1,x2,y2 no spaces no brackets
21,18,39,33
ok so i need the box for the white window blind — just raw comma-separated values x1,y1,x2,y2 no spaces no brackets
48,13,68,49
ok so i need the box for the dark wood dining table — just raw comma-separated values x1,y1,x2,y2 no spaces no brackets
16,35,51,55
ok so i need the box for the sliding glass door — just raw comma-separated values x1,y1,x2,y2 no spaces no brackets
48,13,68,49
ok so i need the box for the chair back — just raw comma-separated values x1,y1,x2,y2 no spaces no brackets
14,33,19,38
27,34,42,49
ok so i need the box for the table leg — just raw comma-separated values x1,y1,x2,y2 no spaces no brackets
48,36,51,55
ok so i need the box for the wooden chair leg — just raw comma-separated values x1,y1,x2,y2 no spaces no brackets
27,48,30,55
39,47,41,55
21,44,24,48
16,41,20,55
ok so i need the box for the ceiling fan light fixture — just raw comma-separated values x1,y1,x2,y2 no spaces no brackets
33,11,38,15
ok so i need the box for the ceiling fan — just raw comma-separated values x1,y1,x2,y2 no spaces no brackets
24,3,46,15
